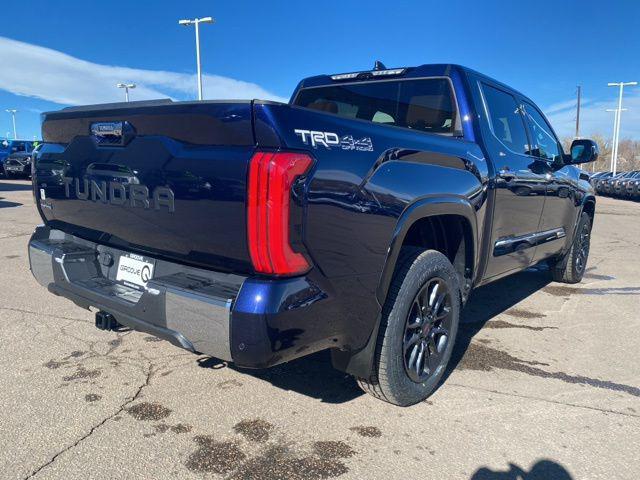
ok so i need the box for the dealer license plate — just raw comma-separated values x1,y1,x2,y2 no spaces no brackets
116,254,154,288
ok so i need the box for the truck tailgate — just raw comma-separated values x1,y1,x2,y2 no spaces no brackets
36,101,259,273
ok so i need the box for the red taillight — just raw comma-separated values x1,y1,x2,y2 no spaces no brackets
247,151,313,275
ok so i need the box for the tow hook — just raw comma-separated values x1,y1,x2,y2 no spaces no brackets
95,311,120,331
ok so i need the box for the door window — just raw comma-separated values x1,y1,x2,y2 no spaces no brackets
481,84,530,155
523,103,562,164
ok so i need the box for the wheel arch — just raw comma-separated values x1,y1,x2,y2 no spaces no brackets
582,195,596,223
376,195,479,307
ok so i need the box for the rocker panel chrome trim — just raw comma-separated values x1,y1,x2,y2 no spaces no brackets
494,227,566,257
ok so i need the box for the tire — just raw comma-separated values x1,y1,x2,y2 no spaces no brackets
551,212,592,284
357,248,461,406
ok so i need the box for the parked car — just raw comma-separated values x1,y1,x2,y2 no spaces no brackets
624,172,640,199
589,171,608,188
593,171,613,193
610,171,635,197
28,63,598,406
3,152,33,178
0,140,36,176
600,172,627,196
619,171,640,198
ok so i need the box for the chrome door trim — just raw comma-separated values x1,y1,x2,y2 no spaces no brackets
494,227,566,257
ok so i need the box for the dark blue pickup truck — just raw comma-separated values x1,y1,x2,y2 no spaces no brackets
29,64,598,405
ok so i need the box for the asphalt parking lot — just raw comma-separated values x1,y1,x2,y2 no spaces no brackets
1,179,638,480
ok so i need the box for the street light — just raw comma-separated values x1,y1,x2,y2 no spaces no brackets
606,108,627,173
607,81,638,175
178,16,214,100
116,83,136,102
5,109,17,139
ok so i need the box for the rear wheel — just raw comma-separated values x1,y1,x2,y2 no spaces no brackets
550,212,592,284
357,249,460,406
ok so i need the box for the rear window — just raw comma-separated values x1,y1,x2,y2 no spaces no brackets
293,78,458,135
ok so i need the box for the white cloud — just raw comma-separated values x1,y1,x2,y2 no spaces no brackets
544,99,582,116
544,93,640,140
0,36,288,106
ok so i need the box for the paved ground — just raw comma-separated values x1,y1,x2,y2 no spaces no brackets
0,179,638,480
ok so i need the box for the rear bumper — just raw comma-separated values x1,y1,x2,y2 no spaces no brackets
29,226,240,361
28,226,357,371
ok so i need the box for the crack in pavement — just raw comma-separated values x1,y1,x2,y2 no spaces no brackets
23,362,154,480
0,307,90,325
449,383,640,418
0,232,31,240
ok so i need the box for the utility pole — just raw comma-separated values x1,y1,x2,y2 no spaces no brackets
5,109,17,139
575,85,581,138
607,81,638,175
178,16,214,100
116,83,136,102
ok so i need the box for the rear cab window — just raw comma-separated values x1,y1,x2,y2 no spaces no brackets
293,78,460,136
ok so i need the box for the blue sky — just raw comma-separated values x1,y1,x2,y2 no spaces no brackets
1,0,639,141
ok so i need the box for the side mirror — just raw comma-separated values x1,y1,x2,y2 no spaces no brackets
568,139,599,164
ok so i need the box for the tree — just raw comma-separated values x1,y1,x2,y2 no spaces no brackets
562,134,640,172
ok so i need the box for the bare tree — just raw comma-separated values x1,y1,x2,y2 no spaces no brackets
562,135,640,172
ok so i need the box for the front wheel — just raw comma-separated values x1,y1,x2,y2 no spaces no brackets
550,212,592,284
357,249,460,406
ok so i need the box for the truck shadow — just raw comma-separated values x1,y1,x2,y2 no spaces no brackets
444,264,552,381
470,459,573,479
0,196,22,208
0,180,33,192
199,350,364,404
198,265,554,405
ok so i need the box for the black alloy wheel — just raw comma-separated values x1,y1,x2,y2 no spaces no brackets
403,278,453,383
574,220,590,276
551,212,592,284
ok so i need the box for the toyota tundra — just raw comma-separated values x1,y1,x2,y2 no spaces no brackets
29,63,598,405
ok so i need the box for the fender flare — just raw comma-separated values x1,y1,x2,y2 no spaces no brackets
333,195,479,379
375,194,479,306
581,194,596,217
569,193,596,243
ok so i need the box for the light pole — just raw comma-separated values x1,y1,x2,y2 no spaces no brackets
606,108,627,173
116,83,136,102
575,85,581,139
607,81,637,175
5,109,17,139
178,16,214,100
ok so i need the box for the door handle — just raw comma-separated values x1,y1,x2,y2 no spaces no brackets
498,169,516,181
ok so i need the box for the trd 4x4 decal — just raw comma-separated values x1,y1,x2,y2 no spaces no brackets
294,129,373,151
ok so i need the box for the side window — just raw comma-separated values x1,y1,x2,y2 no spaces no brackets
482,84,530,155
523,103,562,163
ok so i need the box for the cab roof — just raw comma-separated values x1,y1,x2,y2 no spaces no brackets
293,63,533,105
